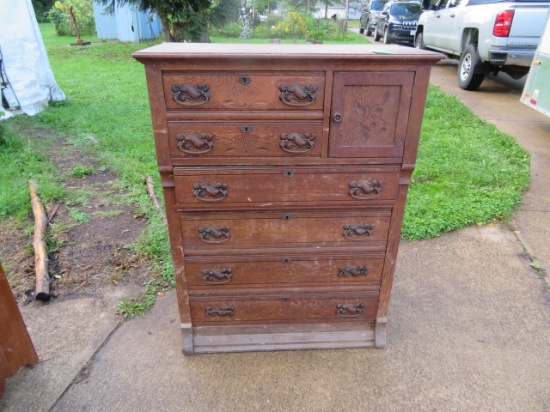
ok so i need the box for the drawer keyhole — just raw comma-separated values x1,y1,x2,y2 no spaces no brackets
282,257,293,263
281,297,290,302
283,170,295,178
240,125,253,133
282,214,292,221
238,75,252,85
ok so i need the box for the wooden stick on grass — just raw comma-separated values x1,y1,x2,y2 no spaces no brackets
143,175,167,226
29,180,50,301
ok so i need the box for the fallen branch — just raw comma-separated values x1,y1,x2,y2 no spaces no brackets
142,175,167,226
47,203,60,223
29,180,50,301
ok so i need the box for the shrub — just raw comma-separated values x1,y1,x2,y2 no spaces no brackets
47,0,95,37
215,22,243,38
46,7,70,36
272,11,307,40
305,17,338,41
251,24,273,39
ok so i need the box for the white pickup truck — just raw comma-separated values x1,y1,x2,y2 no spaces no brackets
415,0,550,90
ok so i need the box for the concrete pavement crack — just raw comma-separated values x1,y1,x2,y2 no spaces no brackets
47,318,126,412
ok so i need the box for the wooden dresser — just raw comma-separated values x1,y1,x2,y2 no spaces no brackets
133,44,442,354
1,263,37,396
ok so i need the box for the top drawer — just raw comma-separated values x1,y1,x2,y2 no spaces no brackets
162,71,325,111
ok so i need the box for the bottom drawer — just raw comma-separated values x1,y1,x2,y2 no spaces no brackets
190,292,378,325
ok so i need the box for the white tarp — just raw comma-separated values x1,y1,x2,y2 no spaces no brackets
0,0,65,116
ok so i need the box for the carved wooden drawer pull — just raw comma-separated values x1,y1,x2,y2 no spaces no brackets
343,224,374,240
349,180,382,199
206,306,234,317
279,84,317,106
176,133,214,154
336,303,364,318
202,268,233,284
198,226,230,244
279,132,316,153
193,182,228,202
171,83,210,106
338,265,369,278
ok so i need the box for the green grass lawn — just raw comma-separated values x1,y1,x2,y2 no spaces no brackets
1,23,530,238
0,24,530,312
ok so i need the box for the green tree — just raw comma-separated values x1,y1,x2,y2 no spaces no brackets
99,0,211,42
211,0,240,28
320,0,340,18
282,0,310,13
32,0,55,22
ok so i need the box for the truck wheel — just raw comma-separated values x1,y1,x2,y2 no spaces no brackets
415,32,425,50
383,28,392,44
458,44,486,91
366,27,372,36
359,27,365,34
374,28,381,41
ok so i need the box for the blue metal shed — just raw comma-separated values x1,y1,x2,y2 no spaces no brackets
93,1,162,42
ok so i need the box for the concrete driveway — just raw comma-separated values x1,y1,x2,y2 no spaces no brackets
1,48,549,412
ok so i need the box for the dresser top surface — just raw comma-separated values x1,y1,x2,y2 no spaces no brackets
133,43,443,64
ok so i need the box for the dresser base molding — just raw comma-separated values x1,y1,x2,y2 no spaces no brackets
182,320,387,354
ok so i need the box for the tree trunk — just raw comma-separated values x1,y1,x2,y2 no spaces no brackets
158,7,174,42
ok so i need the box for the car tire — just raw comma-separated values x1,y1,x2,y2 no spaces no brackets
458,44,486,91
366,27,372,36
383,28,391,44
415,32,425,50
374,28,381,41
359,27,365,34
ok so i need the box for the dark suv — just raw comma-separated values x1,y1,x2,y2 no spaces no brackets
373,1,422,45
359,0,389,37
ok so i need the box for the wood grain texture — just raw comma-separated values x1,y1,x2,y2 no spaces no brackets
174,167,399,208
163,72,325,111
189,291,379,324
185,254,384,289
167,121,323,158
0,264,38,396
180,210,391,251
329,72,413,158
192,322,376,353
136,45,443,353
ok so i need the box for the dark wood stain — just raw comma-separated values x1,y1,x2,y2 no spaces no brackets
134,43,443,354
0,264,38,397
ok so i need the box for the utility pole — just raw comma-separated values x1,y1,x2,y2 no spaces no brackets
344,0,349,30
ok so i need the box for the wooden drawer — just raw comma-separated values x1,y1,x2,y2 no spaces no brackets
163,71,325,111
190,292,379,325
185,254,384,289
180,210,391,252
167,121,323,158
173,166,400,209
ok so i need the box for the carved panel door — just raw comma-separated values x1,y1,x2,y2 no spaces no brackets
329,72,414,158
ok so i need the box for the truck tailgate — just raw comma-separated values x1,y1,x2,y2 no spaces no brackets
509,6,550,38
